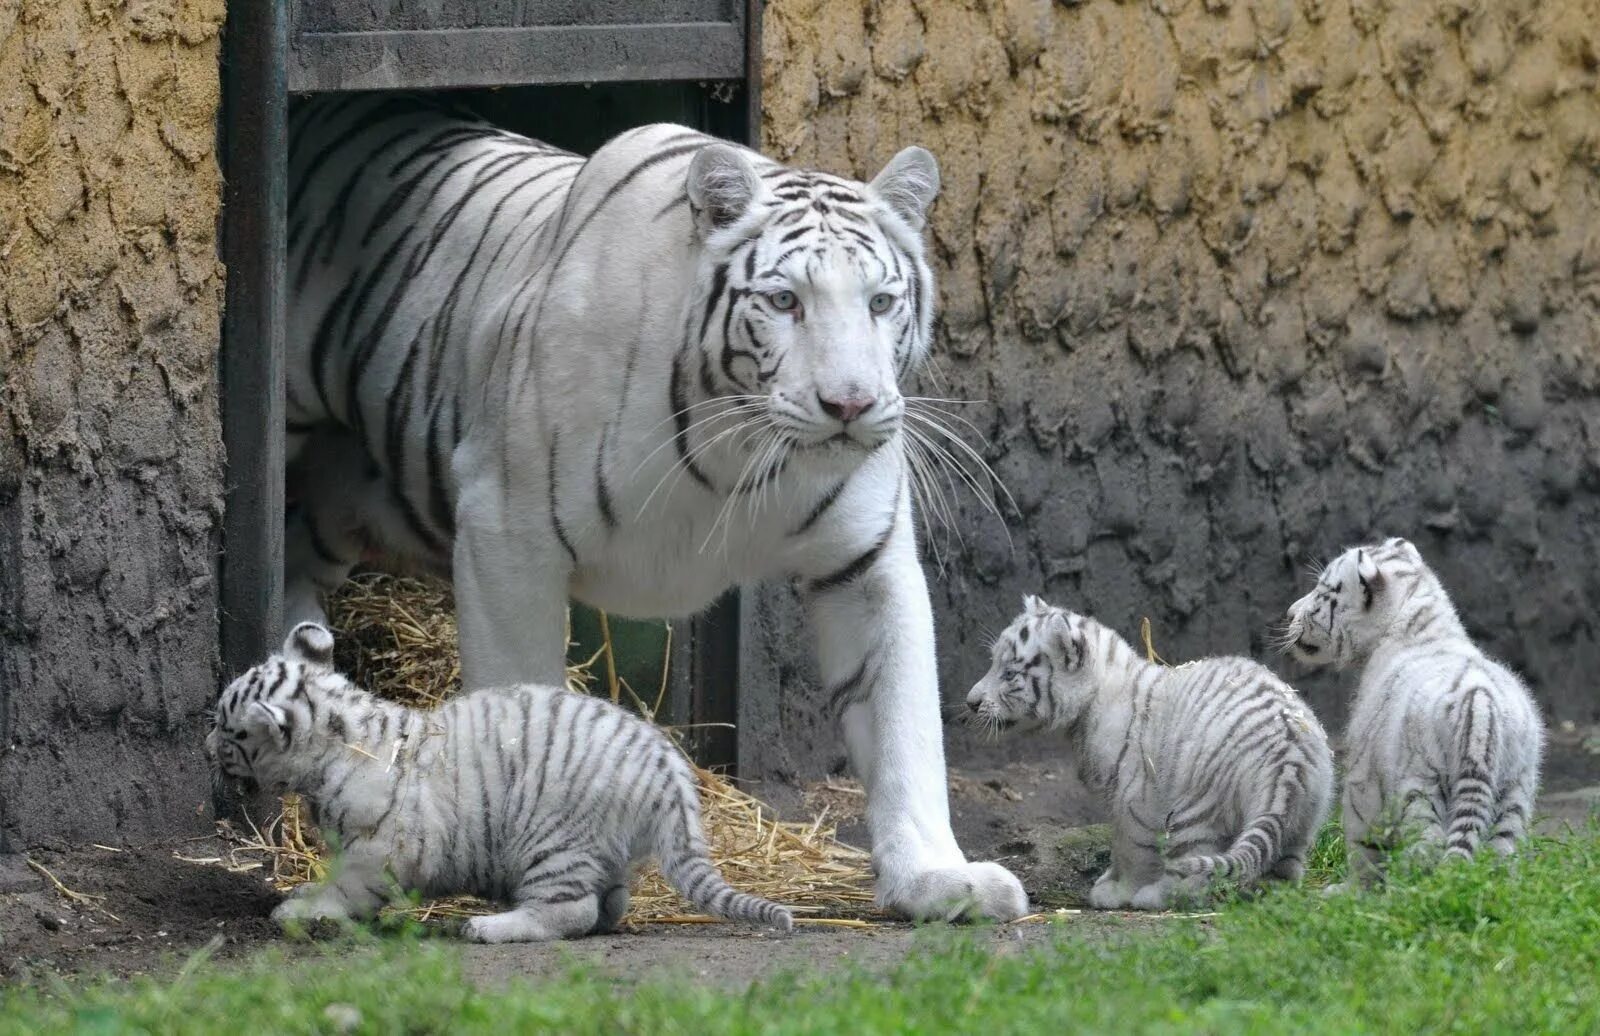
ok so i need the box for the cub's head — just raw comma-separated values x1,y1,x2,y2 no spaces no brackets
966,596,1095,731
685,141,940,455
206,623,341,795
1284,537,1424,669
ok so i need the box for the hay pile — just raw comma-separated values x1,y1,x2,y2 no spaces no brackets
230,573,879,926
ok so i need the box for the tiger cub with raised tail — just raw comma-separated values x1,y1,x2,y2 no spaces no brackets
968,597,1334,910
207,623,793,941
1285,537,1544,888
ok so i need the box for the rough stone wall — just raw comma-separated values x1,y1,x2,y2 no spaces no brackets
744,0,1600,781
0,0,226,848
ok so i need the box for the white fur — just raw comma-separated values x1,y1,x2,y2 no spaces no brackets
1285,538,1545,887
210,625,793,940
280,97,1026,922
970,597,1333,910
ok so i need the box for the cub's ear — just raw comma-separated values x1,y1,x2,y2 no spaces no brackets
1042,611,1087,669
1022,594,1049,615
284,622,335,668
869,146,940,232
244,701,292,750
1355,550,1386,608
686,142,764,238
1385,536,1419,558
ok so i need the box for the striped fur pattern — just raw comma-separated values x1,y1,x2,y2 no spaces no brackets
281,94,1027,922
206,624,793,941
1285,538,1544,886
968,597,1334,910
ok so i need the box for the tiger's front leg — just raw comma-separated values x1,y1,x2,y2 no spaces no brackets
813,505,1028,922
451,468,574,691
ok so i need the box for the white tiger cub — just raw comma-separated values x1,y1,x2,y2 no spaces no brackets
968,597,1334,910
1284,537,1544,887
207,623,793,942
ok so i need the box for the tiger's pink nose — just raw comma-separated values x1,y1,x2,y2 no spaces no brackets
818,393,876,424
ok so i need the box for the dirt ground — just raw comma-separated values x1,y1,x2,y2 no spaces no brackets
3,741,1596,988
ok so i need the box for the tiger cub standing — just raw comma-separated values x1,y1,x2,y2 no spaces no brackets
967,597,1334,910
1285,537,1544,887
207,623,793,941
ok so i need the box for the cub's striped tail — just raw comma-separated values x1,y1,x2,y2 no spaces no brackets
656,775,794,932
1444,686,1499,861
1168,764,1303,885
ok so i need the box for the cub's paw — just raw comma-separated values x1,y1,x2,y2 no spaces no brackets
461,912,555,944
1129,882,1171,911
1087,880,1133,910
883,862,1029,922
271,897,356,939
271,898,352,924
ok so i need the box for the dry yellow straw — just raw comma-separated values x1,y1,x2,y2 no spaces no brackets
1140,616,1169,666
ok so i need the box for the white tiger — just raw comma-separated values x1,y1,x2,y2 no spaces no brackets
968,597,1334,909
1284,537,1545,887
282,95,1026,921
207,623,793,941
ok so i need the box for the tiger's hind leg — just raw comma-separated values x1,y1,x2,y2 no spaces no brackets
463,841,611,943
1395,783,1448,868
1487,779,1534,858
461,896,601,944
282,430,387,635
1092,813,1166,910
590,860,632,934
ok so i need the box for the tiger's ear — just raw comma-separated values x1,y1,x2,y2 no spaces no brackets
244,701,291,750
1022,594,1049,615
1041,611,1086,669
869,146,940,232
283,622,335,669
687,143,763,237
1356,550,1386,607
1385,536,1419,558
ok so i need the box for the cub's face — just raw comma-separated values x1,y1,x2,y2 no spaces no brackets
966,596,1092,731
206,623,338,794
1284,538,1417,670
685,142,941,458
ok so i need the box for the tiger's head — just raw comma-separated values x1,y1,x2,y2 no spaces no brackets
206,622,345,796
966,596,1095,732
683,141,940,457
1283,537,1424,669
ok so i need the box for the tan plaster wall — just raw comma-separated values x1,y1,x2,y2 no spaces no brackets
0,0,226,847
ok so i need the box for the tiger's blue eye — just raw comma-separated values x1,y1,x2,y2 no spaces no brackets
768,290,799,312
869,292,895,314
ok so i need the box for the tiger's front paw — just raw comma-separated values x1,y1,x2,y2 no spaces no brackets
881,861,1029,922
272,896,353,927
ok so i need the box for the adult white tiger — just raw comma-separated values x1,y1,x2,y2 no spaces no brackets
282,95,1027,922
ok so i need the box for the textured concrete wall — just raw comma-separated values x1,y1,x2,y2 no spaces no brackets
0,0,226,848
743,0,1600,781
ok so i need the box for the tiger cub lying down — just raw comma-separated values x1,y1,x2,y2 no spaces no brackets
208,623,793,942
968,597,1334,910
1285,538,1544,888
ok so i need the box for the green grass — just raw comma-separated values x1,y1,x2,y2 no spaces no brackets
6,828,1600,1035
